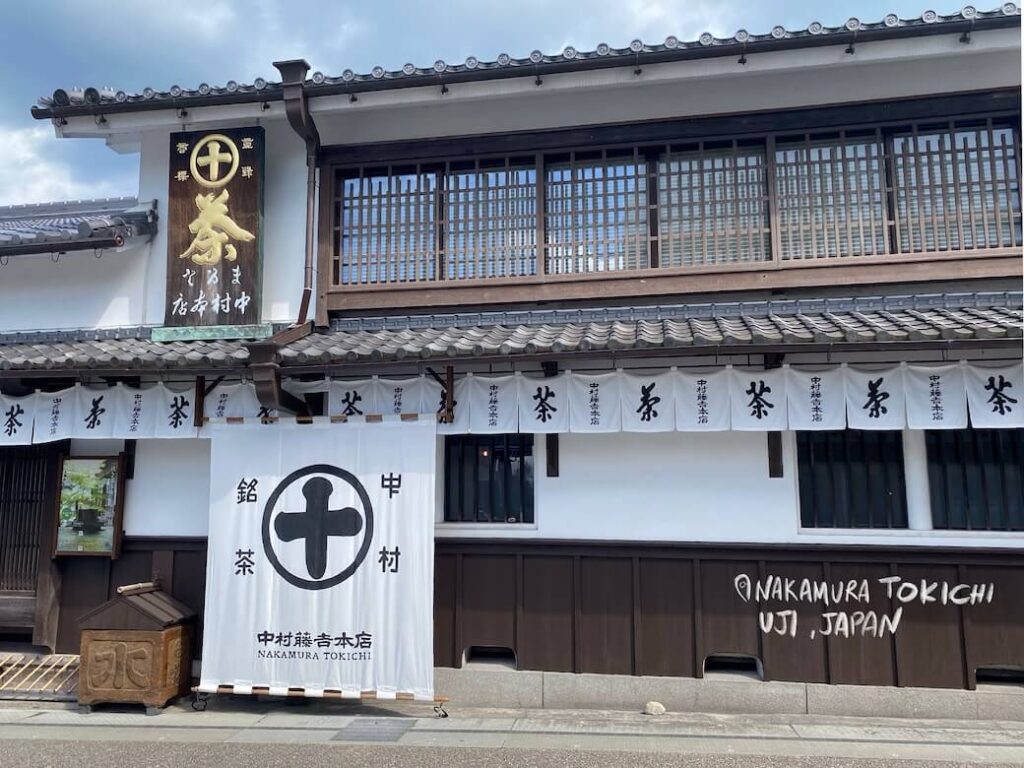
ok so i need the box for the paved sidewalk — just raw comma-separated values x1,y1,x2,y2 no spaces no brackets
0,697,1021,765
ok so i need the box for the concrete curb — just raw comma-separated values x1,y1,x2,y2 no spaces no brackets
434,667,1024,721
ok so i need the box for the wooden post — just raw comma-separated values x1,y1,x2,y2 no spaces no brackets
193,376,206,428
542,361,559,477
765,353,784,478
443,365,454,423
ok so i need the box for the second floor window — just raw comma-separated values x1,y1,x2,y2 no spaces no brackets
330,113,1021,287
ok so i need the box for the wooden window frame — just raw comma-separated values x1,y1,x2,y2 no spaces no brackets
443,434,535,525
796,430,909,530
926,427,1024,532
317,91,1022,318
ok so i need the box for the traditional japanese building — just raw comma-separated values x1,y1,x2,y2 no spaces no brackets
1,6,1022,702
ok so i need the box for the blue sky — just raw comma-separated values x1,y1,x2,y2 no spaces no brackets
0,0,969,205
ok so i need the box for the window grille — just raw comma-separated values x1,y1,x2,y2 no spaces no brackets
443,434,534,524
545,150,649,274
796,430,908,529
658,142,770,266
336,168,438,285
328,111,1022,289
445,161,538,280
335,161,537,286
774,132,889,259
926,428,1024,531
892,121,1022,253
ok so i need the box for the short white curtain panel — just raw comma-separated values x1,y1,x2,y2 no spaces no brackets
904,365,968,430
845,366,906,430
729,367,788,431
674,369,731,431
0,392,36,445
785,367,847,430
620,371,675,432
10,362,1023,441
965,362,1024,428
517,374,570,434
568,372,622,433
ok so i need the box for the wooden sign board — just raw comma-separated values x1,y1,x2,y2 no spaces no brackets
164,127,264,329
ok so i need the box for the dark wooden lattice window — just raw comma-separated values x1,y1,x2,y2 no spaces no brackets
658,141,770,266
797,430,907,529
774,131,889,260
926,428,1024,531
892,121,1022,253
545,150,649,275
337,167,439,285
444,434,534,524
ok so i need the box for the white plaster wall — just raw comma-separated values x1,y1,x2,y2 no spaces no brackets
0,242,150,332
435,429,1023,549
313,40,1020,146
542,431,795,542
123,439,210,537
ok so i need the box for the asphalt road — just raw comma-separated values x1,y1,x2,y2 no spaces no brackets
1,740,1014,768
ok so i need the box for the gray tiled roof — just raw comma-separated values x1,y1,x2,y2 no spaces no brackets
1,298,1017,374
0,329,250,372
0,197,158,257
31,7,1019,118
281,306,1022,364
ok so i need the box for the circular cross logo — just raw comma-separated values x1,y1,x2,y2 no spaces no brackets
189,133,240,188
262,464,374,590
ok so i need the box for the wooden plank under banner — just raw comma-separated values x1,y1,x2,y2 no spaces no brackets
190,683,449,717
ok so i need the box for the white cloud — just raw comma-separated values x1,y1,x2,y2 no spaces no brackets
0,126,133,206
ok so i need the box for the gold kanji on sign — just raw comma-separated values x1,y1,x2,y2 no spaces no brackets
178,190,255,266
189,134,240,188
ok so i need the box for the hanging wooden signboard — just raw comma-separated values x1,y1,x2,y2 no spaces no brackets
161,127,265,335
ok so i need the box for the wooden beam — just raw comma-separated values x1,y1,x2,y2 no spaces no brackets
542,361,559,478
320,90,1020,166
315,165,334,329
765,353,784,479
323,253,1022,312
248,341,310,416
443,366,454,423
193,376,206,429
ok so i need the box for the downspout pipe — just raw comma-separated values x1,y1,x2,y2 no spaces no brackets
273,59,321,328
246,60,320,417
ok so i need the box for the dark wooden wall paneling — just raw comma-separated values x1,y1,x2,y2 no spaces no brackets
54,538,206,654
435,541,1024,690
50,537,1024,690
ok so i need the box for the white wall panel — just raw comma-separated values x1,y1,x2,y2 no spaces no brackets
123,439,210,537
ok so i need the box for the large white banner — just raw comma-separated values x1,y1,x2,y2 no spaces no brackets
199,420,436,699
